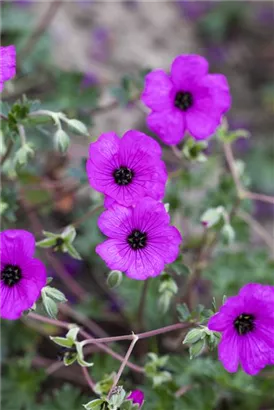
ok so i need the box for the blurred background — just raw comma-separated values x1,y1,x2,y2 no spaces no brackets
1,1,274,409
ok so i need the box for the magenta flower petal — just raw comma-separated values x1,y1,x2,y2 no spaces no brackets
170,54,209,88
0,230,47,320
209,283,274,375
147,109,185,145
185,108,221,140
128,390,144,407
0,230,36,262
240,333,270,375
96,198,182,280
141,69,173,111
96,239,133,272
87,130,167,207
218,330,240,373
98,204,132,239
0,45,16,92
142,54,231,143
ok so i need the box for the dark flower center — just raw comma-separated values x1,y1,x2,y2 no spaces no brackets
57,346,77,361
1,264,22,287
54,237,64,251
174,91,193,111
113,166,134,186
127,229,147,250
234,313,255,335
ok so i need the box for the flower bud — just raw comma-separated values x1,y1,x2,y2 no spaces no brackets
127,390,145,407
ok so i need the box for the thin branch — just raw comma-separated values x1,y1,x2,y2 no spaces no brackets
238,209,274,251
241,191,274,205
27,312,144,374
107,334,139,399
19,1,63,61
223,142,274,205
82,366,96,393
83,322,190,345
175,384,192,398
223,142,242,196
0,139,13,166
59,303,108,338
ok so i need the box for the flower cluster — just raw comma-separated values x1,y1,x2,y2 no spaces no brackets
0,230,47,320
86,129,182,279
0,45,16,92
208,283,274,375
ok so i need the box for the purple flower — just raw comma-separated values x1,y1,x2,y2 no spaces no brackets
0,230,47,320
208,283,274,375
96,198,182,280
141,54,231,144
128,390,144,407
0,45,16,92
86,130,167,207
81,73,99,88
176,1,214,20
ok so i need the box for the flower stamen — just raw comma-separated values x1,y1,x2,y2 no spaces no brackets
1,264,22,287
234,313,255,335
113,166,134,186
127,229,147,250
174,91,193,111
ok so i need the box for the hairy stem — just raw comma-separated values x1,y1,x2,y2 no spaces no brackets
82,366,96,392
107,335,139,399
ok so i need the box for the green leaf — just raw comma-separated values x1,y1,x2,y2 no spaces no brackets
41,293,58,319
65,242,82,260
63,354,77,366
66,326,80,342
83,399,106,410
36,237,57,248
62,225,77,243
44,286,67,303
50,336,73,348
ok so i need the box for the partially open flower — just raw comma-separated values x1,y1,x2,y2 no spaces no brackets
127,390,145,407
0,45,16,92
0,230,47,320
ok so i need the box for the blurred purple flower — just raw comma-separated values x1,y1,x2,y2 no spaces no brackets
90,26,111,62
256,4,274,25
254,200,274,220
128,390,144,407
176,1,214,20
48,254,83,278
206,45,227,65
123,0,139,9
81,72,99,89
